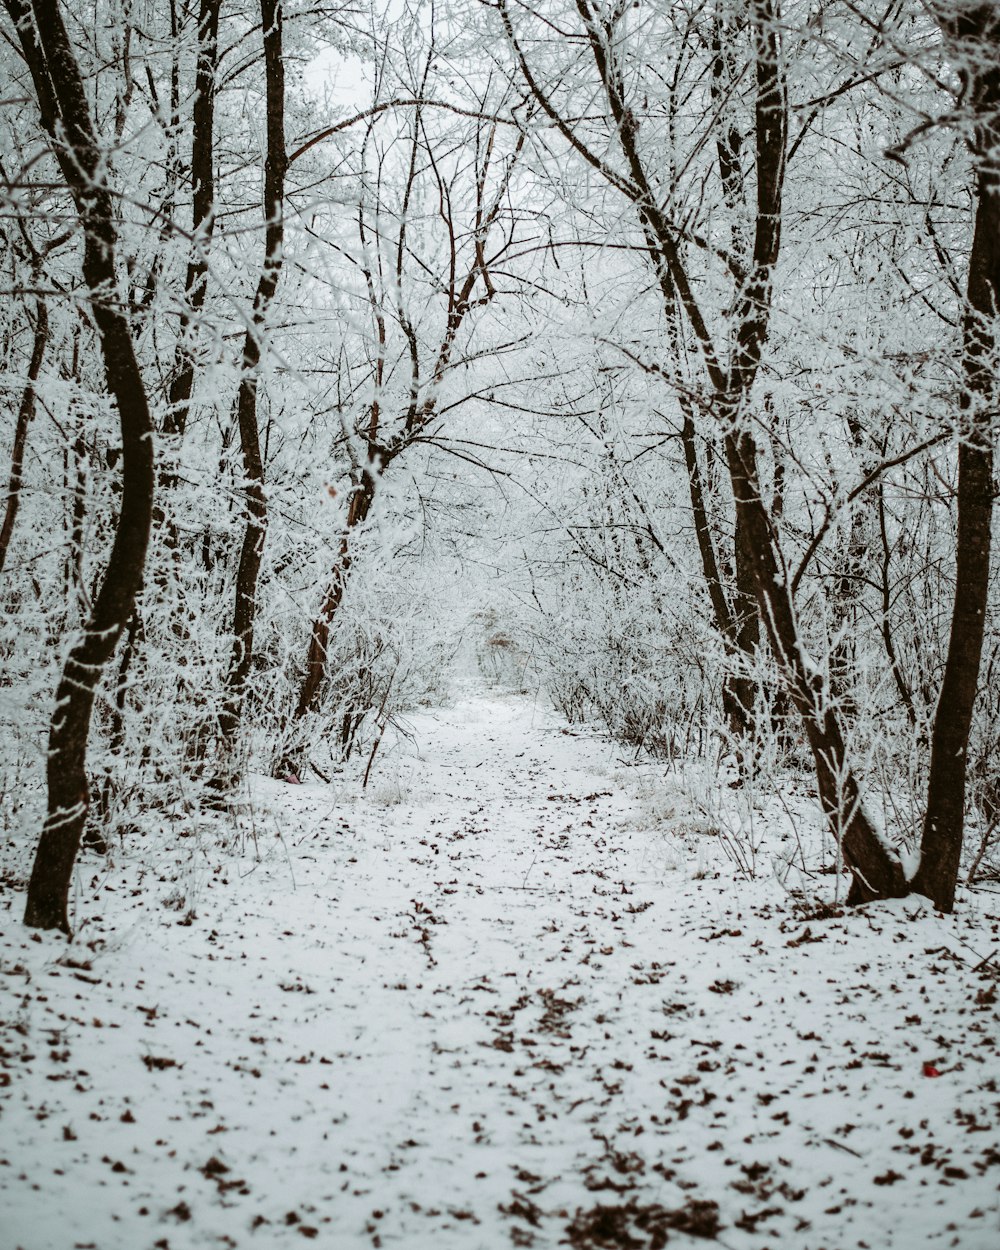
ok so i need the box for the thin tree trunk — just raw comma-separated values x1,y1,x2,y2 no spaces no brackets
7,0,155,933
726,431,910,901
718,1,908,900
915,5,999,911
666,301,753,738
729,498,761,730
710,2,760,735
0,294,48,575
285,105,517,743
68,419,86,609
286,195,387,741
164,0,221,445
293,471,375,721
876,471,919,727
570,0,761,740
215,0,285,762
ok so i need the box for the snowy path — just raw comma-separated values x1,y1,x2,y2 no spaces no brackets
1,693,999,1249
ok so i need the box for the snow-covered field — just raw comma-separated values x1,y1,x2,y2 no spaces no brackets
1,693,998,1249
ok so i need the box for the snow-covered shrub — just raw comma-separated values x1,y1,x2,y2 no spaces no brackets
532,559,720,760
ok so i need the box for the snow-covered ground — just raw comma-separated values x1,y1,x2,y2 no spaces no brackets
1,692,998,1249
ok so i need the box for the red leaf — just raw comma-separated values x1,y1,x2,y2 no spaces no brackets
922,1062,942,1078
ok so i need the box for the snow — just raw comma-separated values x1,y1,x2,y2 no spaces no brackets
2,692,999,1249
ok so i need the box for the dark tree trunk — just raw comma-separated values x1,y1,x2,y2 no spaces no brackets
718,1,908,900
726,431,910,901
215,0,286,762
875,472,919,727
6,0,155,933
669,307,753,739
164,0,221,445
914,5,1000,911
710,2,760,736
282,96,515,750
512,1,763,742
293,471,376,722
283,188,390,757
0,294,48,575
729,497,761,732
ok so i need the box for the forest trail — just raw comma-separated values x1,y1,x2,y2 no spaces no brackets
1,692,999,1249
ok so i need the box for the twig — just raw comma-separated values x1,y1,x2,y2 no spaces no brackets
521,851,537,889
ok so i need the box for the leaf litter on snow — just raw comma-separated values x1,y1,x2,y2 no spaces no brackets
1,692,999,1248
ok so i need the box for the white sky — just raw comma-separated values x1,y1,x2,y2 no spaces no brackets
301,0,412,111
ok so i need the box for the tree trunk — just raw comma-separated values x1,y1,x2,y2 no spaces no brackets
914,5,999,911
726,431,910,901
0,294,48,575
715,2,909,899
164,0,221,445
729,497,761,733
6,0,155,933
215,0,286,764
518,1,763,742
293,471,376,722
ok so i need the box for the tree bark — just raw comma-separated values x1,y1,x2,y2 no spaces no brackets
287,192,388,735
726,431,910,901
717,1,909,900
568,0,762,740
293,470,376,723
164,0,221,445
6,0,155,932
914,4,999,911
215,0,286,764
0,294,48,575
285,103,517,747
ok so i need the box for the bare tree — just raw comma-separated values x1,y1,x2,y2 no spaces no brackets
0,285,48,575
214,0,287,772
499,0,997,908
5,0,155,932
285,67,525,750
499,0,766,740
914,2,999,910
165,0,222,447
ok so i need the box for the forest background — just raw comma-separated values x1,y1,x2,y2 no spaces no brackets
1,0,999,930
